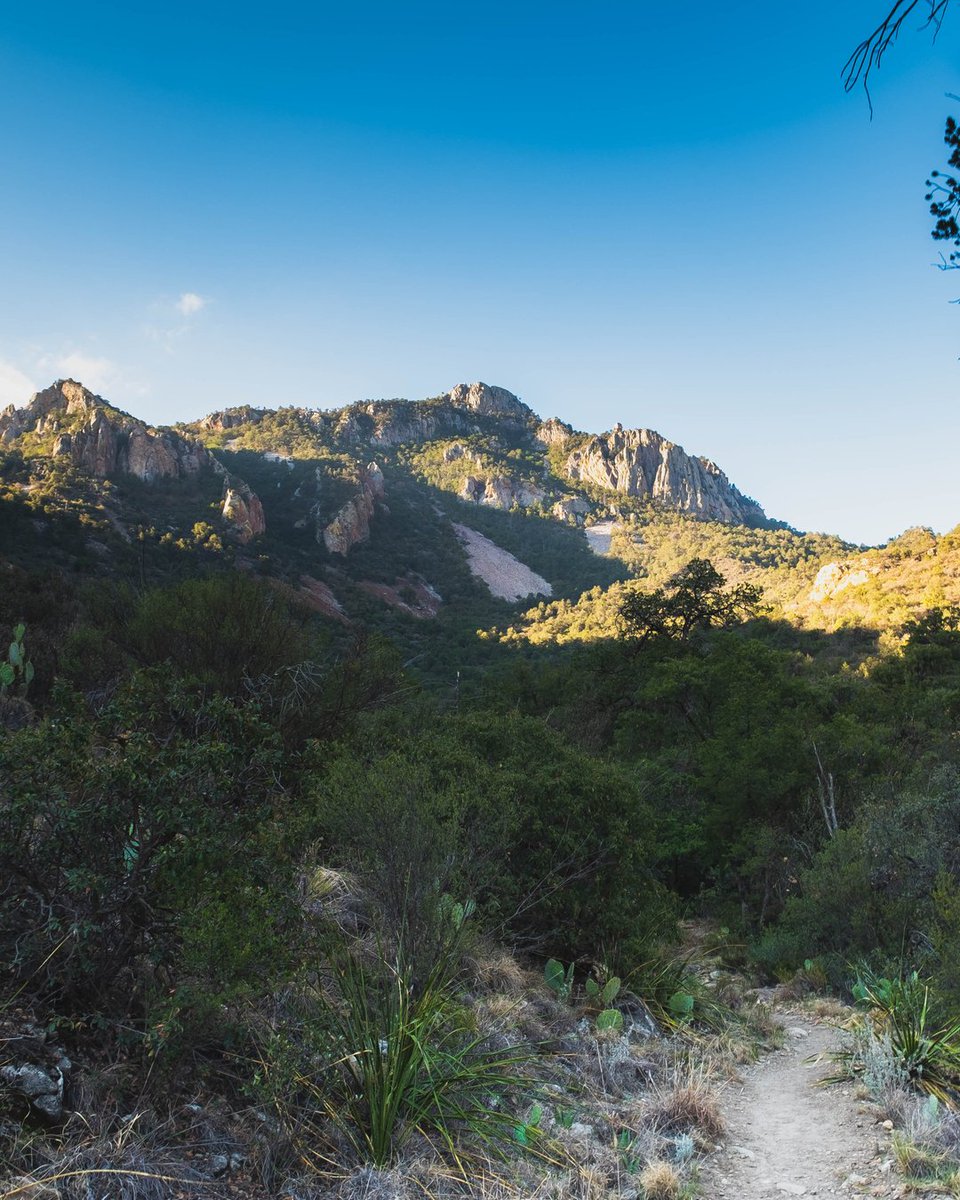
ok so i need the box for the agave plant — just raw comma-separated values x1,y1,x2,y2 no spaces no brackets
831,969,960,1107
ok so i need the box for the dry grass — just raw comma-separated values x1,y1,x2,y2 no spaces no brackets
638,1158,682,1199
649,1062,725,1143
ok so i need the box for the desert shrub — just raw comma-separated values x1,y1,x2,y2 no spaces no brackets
830,969,960,1106
121,573,319,697
0,670,296,1040
306,707,669,968
755,770,960,984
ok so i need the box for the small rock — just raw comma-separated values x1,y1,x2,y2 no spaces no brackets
777,1183,806,1196
211,1155,231,1177
882,1119,894,1131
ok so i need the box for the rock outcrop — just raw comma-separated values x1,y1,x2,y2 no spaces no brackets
808,561,876,603
0,380,209,482
563,426,764,524
221,479,266,543
459,474,546,510
443,382,533,422
322,463,385,554
535,417,574,446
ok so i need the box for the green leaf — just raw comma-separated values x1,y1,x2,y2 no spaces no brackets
602,976,621,1005
668,991,695,1016
585,978,599,999
0,662,14,687
13,623,25,642
596,1008,624,1032
24,662,34,686
8,642,21,668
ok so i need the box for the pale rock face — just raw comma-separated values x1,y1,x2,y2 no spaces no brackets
443,382,533,421
535,417,574,446
552,496,592,524
322,462,385,554
809,561,875,603
221,480,266,543
459,475,546,510
564,427,764,524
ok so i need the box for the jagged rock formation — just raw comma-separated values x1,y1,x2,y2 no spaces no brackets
563,426,764,524
354,383,533,447
322,463,385,554
459,475,546,509
0,380,209,481
535,417,574,446
221,479,266,543
443,382,533,421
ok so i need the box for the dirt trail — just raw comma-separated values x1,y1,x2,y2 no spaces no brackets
703,1018,899,1198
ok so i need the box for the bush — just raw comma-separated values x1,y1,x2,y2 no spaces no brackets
306,707,669,968
0,670,295,1039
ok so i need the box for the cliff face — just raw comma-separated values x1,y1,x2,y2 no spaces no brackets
322,463,385,554
563,426,764,525
221,480,266,543
0,380,210,482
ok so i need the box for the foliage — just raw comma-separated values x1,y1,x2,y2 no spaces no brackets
0,670,294,1033
927,114,960,266
0,623,34,695
306,707,668,966
618,558,765,644
544,959,575,1003
831,969,960,1106
256,936,537,1171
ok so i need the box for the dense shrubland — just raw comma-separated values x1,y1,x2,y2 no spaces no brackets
5,540,960,1195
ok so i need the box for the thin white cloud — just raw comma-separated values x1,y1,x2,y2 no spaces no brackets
48,353,117,393
0,359,36,408
176,292,206,317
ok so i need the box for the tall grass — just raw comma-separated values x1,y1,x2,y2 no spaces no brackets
258,941,539,1173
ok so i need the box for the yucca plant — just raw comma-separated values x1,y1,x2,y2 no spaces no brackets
260,941,540,1172
830,969,960,1107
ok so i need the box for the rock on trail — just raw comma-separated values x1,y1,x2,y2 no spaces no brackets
704,1019,900,1198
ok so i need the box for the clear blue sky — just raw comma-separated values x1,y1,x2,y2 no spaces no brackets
1,1,958,544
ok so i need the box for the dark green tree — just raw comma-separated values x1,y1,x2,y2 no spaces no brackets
618,557,764,644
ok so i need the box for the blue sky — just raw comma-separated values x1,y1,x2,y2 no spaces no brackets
1,1,958,543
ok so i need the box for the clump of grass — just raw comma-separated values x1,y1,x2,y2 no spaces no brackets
650,1062,725,1143
256,937,540,1176
638,1158,681,1199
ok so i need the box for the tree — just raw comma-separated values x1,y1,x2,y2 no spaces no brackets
618,557,764,645
842,4,960,267
926,117,960,267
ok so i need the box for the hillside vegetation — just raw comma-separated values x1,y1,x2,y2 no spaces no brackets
5,381,960,1197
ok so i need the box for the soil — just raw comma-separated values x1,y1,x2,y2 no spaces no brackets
702,1016,906,1198
451,523,551,601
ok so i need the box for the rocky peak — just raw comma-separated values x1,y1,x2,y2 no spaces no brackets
0,379,211,483
442,382,533,422
564,426,765,525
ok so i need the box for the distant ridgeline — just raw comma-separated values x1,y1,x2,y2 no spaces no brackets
1,377,956,650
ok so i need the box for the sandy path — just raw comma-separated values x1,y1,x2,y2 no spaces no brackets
703,1019,898,1198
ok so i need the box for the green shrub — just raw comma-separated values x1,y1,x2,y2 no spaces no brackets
306,707,669,968
0,670,293,1034
256,935,536,1171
